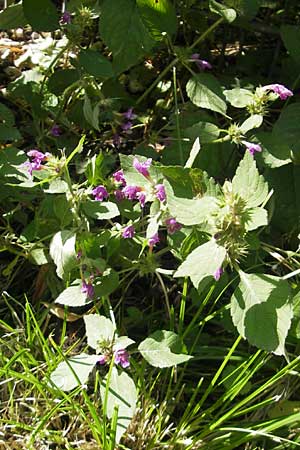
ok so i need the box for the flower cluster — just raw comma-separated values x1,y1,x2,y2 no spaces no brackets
261,83,293,101
92,185,109,201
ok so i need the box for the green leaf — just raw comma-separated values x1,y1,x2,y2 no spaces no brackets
240,114,263,133
223,87,253,108
50,353,99,391
99,0,155,73
120,154,161,188
231,271,293,355
49,230,77,280
185,137,201,169
245,207,268,231
174,239,227,289
184,121,220,144
273,103,300,159
55,283,91,307
44,179,69,194
100,367,137,443
23,0,60,31
165,179,219,226
84,314,116,350
48,69,79,96
257,132,291,168
93,268,119,297
186,74,227,116
281,25,300,66
137,0,177,40
113,336,135,351
79,49,114,79
82,200,120,220
232,151,268,208
0,125,21,142
224,0,260,19
0,4,27,29
0,102,15,127
138,330,192,367
83,96,100,131
209,0,237,22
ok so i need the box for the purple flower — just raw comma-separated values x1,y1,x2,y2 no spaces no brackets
76,250,83,260
98,355,108,365
155,184,166,202
113,133,121,147
123,107,137,121
242,140,262,156
113,169,126,186
190,54,212,71
50,124,61,137
133,157,152,178
165,218,182,234
92,185,109,201
149,233,160,247
121,121,133,132
122,185,141,200
261,83,293,100
137,191,146,208
114,349,130,368
213,267,224,281
61,11,72,24
27,149,49,174
114,189,125,201
122,225,135,239
81,280,94,298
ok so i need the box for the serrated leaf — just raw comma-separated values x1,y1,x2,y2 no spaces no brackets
165,179,218,226
100,367,137,443
23,0,60,31
137,0,177,39
99,0,155,73
0,4,27,29
49,230,77,280
84,314,116,350
240,114,263,133
245,207,268,231
209,0,237,22
186,74,227,116
138,330,192,368
223,87,253,108
231,271,293,355
79,49,114,79
82,200,120,220
232,151,268,208
174,240,226,288
50,353,99,391
55,283,91,307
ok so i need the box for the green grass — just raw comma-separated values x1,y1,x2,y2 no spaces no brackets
1,285,300,450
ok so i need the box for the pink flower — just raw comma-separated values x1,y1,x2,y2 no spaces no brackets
98,355,108,365
50,124,61,137
121,121,133,132
261,83,293,100
122,185,141,200
61,11,72,24
137,191,146,208
122,225,135,239
81,280,94,298
155,184,166,202
123,108,137,120
114,189,125,201
92,185,109,201
165,218,182,234
114,349,130,368
27,149,49,174
242,141,262,156
213,267,223,281
149,233,160,247
113,169,126,186
190,54,212,71
133,157,152,178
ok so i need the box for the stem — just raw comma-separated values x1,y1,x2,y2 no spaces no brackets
173,66,184,165
136,18,224,105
